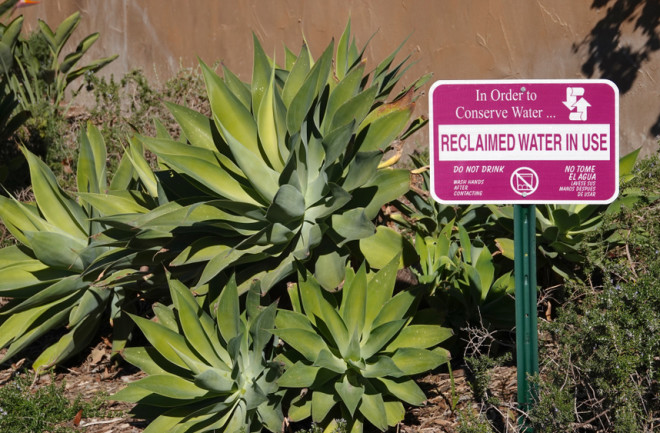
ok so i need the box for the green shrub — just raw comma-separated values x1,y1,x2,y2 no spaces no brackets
530,154,660,432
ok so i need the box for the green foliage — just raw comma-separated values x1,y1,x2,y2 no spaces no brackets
0,370,111,433
390,153,495,239
0,7,116,193
529,154,660,432
455,409,495,433
491,148,647,283
0,89,28,182
106,20,428,294
295,419,348,433
274,257,451,432
114,276,283,433
417,221,515,331
7,11,118,109
0,124,155,369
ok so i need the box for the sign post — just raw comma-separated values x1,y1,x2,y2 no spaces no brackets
429,80,619,428
514,203,538,427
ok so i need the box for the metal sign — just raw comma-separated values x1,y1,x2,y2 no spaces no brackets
429,79,619,204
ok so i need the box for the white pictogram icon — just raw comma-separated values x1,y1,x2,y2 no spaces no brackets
510,167,539,197
563,87,591,121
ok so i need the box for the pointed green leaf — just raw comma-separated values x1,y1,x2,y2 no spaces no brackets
329,84,377,132
257,67,285,171
314,251,346,291
376,377,426,405
223,64,251,109
362,355,404,378
32,308,103,370
335,373,364,416
22,148,88,239
360,226,416,270
361,320,406,360
384,325,453,352
335,19,351,80
332,208,375,243
77,192,149,215
266,184,305,223
359,389,388,431
139,135,260,205
282,43,311,107
130,314,205,370
341,262,367,336
311,388,336,423
201,60,260,157
286,41,333,134
77,123,106,195
170,278,224,367
25,231,87,272
363,255,399,336
216,276,241,344
214,118,280,203
132,374,209,399
251,33,272,122
194,368,234,393
391,348,448,376
314,348,347,374
274,328,327,362
357,105,413,152
164,101,216,152
277,362,322,388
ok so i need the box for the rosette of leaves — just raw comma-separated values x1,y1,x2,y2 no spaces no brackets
492,148,649,282
0,124,155,369
273,257,452,432
119,20,429,294
113,276,283,433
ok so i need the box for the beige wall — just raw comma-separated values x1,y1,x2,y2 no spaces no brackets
17,0,660,156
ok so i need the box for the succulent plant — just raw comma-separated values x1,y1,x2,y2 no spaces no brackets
492,148,648,282
273,257,452,432
0,124,154,369
109,20,429,295
113,276,283,433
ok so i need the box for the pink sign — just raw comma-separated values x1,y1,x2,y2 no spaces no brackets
429,80,619,204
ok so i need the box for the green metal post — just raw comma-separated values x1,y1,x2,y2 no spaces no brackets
514,204,538,430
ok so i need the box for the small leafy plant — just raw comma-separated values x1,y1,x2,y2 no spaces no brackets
114,276,283,433
274,257,452,432
9,11,118,110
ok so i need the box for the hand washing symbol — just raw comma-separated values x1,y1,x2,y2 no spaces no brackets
563,87,591,121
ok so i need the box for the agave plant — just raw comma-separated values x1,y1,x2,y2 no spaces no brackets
492,148,647,282
110,20,429,295
113,276,283,433
273,257,452,432
0,124,156,369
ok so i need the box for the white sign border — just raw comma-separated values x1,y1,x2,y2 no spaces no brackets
428,79,620,205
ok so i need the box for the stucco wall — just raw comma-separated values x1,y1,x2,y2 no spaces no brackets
17,0,660,156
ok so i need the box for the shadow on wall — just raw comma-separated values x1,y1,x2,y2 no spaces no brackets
574,0,660,139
